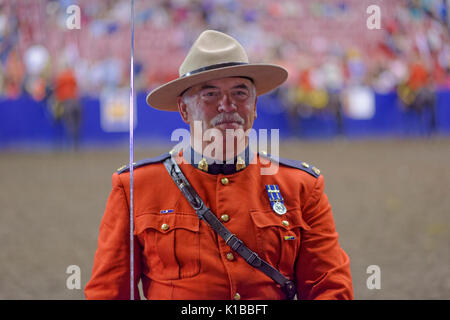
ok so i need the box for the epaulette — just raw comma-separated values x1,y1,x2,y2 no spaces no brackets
116,152,171,174
259,151,321,178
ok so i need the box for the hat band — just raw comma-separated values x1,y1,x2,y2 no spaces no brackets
181,62,248,78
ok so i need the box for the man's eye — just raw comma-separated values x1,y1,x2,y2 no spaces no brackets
203,91,219,97
233,90,249,97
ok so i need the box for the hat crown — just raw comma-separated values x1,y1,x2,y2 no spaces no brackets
179,30,249,76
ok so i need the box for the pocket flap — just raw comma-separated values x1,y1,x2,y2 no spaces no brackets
249,209,311,231
134,212,200,235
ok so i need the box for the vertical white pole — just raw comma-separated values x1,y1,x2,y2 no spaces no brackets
129,0,135,301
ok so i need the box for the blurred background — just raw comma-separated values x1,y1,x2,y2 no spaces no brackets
0,0,449,299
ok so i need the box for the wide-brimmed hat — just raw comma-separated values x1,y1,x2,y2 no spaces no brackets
146,30,288,111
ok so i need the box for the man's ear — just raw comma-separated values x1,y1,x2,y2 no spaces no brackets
177,96,190,124
254,96,258,119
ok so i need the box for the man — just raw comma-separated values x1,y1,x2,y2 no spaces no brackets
85,30,353,300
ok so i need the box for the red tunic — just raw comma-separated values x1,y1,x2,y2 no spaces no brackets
85,152,353,300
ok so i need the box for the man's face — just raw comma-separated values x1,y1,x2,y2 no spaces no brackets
177,77,257,134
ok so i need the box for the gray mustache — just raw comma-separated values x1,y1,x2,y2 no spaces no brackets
211,113,244,126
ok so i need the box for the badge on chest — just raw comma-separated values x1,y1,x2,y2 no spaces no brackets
265,184,287,215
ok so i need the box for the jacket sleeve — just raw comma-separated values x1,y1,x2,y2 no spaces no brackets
295,175,354,300
84,172,142,300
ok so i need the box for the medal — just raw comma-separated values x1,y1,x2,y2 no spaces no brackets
272,201,287,215
265,184,287,215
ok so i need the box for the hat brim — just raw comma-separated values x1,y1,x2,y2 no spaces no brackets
146,64,288,111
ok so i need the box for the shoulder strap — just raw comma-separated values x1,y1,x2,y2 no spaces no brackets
117,153,171,174
162,156,296,300
259,152,321,178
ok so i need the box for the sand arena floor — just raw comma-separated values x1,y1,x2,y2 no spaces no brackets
0,138,449,299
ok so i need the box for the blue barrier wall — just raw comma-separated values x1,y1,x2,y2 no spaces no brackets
0,90,449,149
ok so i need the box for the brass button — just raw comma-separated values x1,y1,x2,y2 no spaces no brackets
226,252,235,261
221,177,229,185
221,214,230,222
236,156,246,171
233,293,241,300
161,223,170,231
312,167,321,175
281,220,289,227
198,158,208,172
301,162,310,168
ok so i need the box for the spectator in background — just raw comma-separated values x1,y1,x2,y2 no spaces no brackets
322,56,345,135
0,63,3,93
53,67,82,149
23,44,51,101
2,49,24,99
398,53,437,134
281,83,302,137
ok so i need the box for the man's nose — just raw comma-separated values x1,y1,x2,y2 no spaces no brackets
217,93,237,112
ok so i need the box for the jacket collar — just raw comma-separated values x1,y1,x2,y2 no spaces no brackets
185,146,254,175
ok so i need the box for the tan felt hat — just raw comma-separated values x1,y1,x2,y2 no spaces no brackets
146,30,288,111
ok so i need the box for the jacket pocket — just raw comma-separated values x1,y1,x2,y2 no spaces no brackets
249,208,310,276
135,212,200,280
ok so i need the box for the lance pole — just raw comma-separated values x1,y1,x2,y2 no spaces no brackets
129,0,135,300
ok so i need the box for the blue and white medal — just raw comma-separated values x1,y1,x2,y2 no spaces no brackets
265,184,287,215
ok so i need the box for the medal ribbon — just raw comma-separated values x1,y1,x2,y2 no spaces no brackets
265,184,285,207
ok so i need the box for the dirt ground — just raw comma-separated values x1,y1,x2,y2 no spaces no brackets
0,137,449,300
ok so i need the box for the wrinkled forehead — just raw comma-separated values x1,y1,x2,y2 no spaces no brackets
181,76,255,97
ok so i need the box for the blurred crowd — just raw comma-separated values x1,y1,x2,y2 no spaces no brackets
0,0,449,123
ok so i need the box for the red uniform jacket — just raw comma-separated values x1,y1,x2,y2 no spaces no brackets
85,151,353,300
